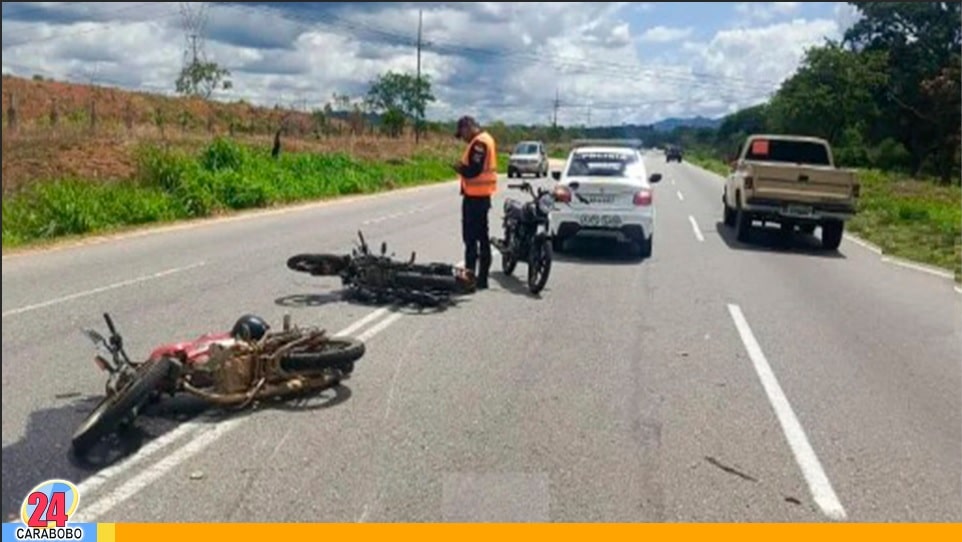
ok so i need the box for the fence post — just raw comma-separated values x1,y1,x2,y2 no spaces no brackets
50,98,59,127
88,99,97,132
7,93,18,131
124,101,134,131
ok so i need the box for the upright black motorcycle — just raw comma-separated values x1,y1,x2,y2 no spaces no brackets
490,180,558,295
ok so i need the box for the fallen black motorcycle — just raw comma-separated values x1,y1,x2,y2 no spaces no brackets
490,180,557,295
287,231,476,307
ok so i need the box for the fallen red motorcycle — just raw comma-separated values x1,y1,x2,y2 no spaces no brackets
71,312,365,457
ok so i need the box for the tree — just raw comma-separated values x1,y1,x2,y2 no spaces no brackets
843,1,961,177
365,71,435,138
767,43,888,154
176,60,233,99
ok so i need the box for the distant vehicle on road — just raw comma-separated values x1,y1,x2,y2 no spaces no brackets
549,141,662,258
508,140,549,178
665,145,683,162
722,134,860,250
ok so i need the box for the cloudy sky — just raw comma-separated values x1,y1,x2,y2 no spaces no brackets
1,2,861,126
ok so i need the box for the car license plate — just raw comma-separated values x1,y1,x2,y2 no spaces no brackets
787,205,813,216
578,214,622,227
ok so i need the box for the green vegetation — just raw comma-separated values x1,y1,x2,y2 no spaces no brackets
1,138,459,248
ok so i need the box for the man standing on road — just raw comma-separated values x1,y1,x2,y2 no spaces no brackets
453,115,498,290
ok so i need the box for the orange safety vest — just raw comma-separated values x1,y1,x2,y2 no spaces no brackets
459,131,498,197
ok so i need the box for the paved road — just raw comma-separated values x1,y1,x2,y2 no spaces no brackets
3,153,960,522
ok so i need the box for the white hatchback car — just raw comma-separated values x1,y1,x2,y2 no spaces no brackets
549,145,662,257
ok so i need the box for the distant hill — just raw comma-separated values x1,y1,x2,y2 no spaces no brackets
651,116,722,132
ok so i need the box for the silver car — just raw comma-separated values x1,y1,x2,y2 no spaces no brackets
507,140,549,178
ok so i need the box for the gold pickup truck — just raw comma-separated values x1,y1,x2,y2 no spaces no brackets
722,134,859,250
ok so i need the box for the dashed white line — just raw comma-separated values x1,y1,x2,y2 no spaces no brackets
2,262,207,318
726,304,847,521
72,305,406,521
676,190,685,201
688,215,705,242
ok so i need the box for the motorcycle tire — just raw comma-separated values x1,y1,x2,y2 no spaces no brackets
281,337,366,375
527,238,553,295
286,254,349,276
71,356,175,458
501,231,518,276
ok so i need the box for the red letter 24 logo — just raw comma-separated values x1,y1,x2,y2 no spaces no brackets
20,479,81,527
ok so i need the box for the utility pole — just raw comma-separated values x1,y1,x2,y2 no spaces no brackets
552,88,560,129
415,9,423,145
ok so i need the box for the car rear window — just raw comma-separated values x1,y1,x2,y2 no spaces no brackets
567,151,637,177
514,143,539,154
744,139,831,166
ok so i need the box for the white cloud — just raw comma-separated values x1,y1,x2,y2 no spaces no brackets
638,26,693,44
0,2,857,126
734,2,802,23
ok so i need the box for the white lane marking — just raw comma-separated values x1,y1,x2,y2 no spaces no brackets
356,312,404,342
688,215,705,242
842,233,882,255
726,304,847,521
677,190,685,201
671,178,676,186
337,308,390,337
74,417,246,522
954,285,962,295
879,256,955,280
69,306,401,517
2,262,207,318
75,419,204,498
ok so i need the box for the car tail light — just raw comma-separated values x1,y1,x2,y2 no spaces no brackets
553,185,572,203
633,189,653,206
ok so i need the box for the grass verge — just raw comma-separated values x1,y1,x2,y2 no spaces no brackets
2,137,483,249
685,152,961,281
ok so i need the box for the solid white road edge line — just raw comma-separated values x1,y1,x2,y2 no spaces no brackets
2,262,208,318
72,305,403,521
726,304,847,521
688,216,705,242
879,255,956,280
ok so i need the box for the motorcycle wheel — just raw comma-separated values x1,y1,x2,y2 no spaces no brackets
282,337,366,375
527,237,553,295
71,357,175,458
501,230,518,276
286,254,348,276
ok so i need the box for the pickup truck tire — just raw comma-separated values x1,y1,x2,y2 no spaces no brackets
735,205,752,242
723,202,735,226
821,220,844,251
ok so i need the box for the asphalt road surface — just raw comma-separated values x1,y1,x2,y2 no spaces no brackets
3,152,960,522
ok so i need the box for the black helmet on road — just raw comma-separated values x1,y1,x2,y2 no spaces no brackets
231,314,270,341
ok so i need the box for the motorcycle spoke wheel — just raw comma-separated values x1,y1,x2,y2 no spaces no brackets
527,241,553,295
71,357,174,458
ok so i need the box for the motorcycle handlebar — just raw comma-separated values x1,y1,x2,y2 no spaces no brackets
103,312,117,335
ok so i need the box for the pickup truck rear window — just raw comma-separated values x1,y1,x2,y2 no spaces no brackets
745,139,831,166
